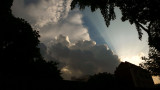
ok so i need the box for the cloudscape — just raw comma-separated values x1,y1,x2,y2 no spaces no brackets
10,0,160,85
12,0,120,79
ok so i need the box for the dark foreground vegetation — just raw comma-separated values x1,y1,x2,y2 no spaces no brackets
0,0,62,89
1,73,159,90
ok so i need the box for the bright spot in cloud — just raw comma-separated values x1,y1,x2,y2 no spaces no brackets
61,66,72,74
61,66,72,79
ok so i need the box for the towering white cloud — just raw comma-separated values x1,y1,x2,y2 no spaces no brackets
12,0,90,43
12,0,71,26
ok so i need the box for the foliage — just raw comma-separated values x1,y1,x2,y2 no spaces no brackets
71,0,160,75
71,0,116,27
0,0,62,88
140,47,160,75
88,72,115,88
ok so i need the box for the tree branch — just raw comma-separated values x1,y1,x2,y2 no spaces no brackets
135,21,149,33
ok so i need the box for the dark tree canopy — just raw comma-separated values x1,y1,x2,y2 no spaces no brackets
0,0,62,89
88,72,115,88
1,0,40,71
71,0,160,75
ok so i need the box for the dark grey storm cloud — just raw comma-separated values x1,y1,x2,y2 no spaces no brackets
39,35,120,79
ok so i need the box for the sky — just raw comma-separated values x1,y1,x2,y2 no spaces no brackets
11,0,159,84
81,7,149,65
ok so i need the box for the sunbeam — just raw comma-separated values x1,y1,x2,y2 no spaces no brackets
82,8,149,65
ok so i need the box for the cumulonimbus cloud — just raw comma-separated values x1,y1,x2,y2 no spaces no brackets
39,35,120,80
12,0,120,80
12,0,71,26
12,0,90,43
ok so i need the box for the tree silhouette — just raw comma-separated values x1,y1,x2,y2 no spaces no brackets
140,47,160,75
0,0,62,89
87,72,115,88
71,0,160,75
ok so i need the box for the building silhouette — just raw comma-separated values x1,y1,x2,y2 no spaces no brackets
115,61,154,88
